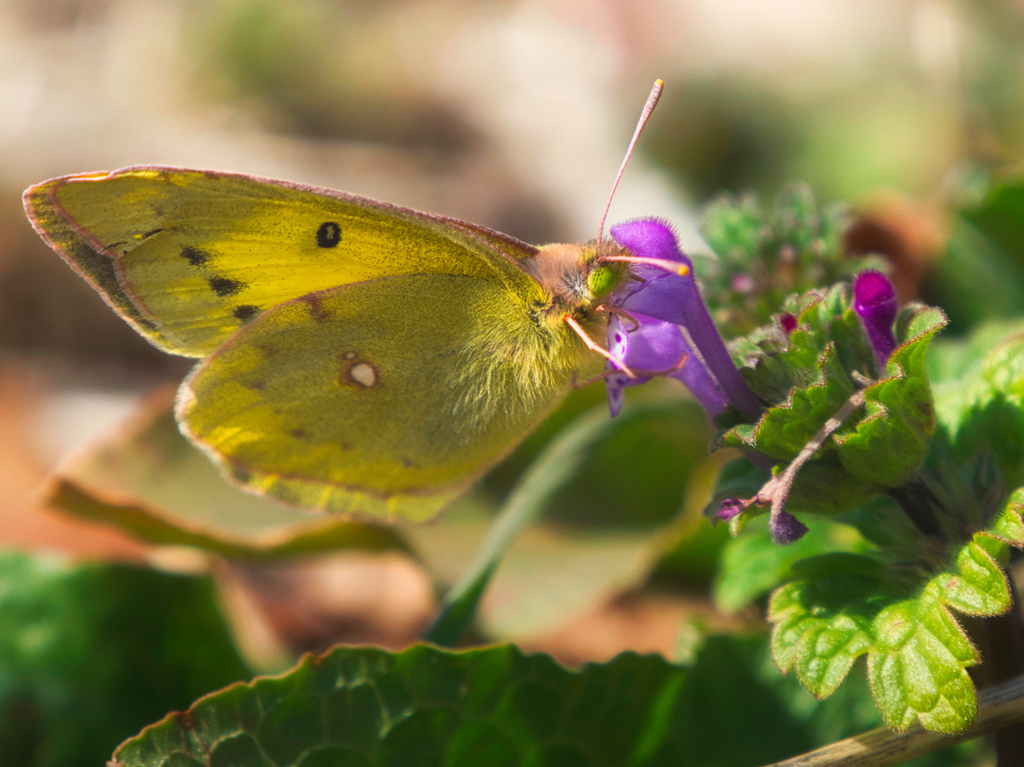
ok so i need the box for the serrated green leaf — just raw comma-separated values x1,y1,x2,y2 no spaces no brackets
767,346,855,459
868,581,978,733
113,635,883,767
768,555,894,699
938,541,1011,617
728,343,855,460
986,487,1024,546
793,619,872,700
834,306,946,487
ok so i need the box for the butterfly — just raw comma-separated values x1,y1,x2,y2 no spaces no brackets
23,83,665,523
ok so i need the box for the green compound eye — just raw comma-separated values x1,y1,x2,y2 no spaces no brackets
587,266,616,298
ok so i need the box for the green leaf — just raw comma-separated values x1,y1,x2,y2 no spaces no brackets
713,517,869,612
833,305,946,487
934,330,1024,486
734,343,856,461
112,645,682,767
985,486,1024,547
929,178,1024,330
867,581,978,734
768,555,898,699
762,486,1024,733
784,460,875,517
113,636,883,767
44,390,403,558
0,550,249,767
938,541,1011,617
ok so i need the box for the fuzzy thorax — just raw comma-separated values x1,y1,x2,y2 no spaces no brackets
447,241,630,424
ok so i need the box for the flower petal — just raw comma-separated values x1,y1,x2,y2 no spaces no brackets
669,351,730,418
605,371,633,417
604,312,730,418
604,314,649,417
716,499,746,522
611,218,762,421
616,314,685,373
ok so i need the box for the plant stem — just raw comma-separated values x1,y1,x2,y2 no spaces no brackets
887,479,946,541
973,574,1024,766
761,672,1024,767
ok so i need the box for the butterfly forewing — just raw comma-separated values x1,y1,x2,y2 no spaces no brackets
25,166,540,357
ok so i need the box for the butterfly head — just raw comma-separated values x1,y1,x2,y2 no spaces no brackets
522,240,632,319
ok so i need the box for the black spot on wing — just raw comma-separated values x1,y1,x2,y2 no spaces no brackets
208,275,245,297
143,228,168,240
316,222,341,248
233,304,261,322
181,246,212,266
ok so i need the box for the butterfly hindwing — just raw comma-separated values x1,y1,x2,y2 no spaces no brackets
24,166,540,357
177,273,575,520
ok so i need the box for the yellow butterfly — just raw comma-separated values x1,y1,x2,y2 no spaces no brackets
24,83,666,523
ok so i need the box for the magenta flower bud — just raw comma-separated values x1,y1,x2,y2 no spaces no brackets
770,509,809,544
853,271,898,367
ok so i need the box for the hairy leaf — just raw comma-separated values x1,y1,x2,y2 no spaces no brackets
834,306,946,487
867,581,978,733
112,637,883,767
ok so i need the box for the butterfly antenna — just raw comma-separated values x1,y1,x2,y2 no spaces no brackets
597,79,664,243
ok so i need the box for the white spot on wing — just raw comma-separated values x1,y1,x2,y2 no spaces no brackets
349,363,377,388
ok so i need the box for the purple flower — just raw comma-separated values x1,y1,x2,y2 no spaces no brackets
853,271,898,367
605,313,730,418
603,218,762,422
716,488,808,545
716,498,746,522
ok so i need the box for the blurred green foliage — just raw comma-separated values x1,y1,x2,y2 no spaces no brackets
0,551,249,767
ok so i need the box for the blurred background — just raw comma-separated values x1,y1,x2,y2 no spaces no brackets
1,0,1024,728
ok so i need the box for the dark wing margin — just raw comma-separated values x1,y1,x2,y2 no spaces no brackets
23,174,166,342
